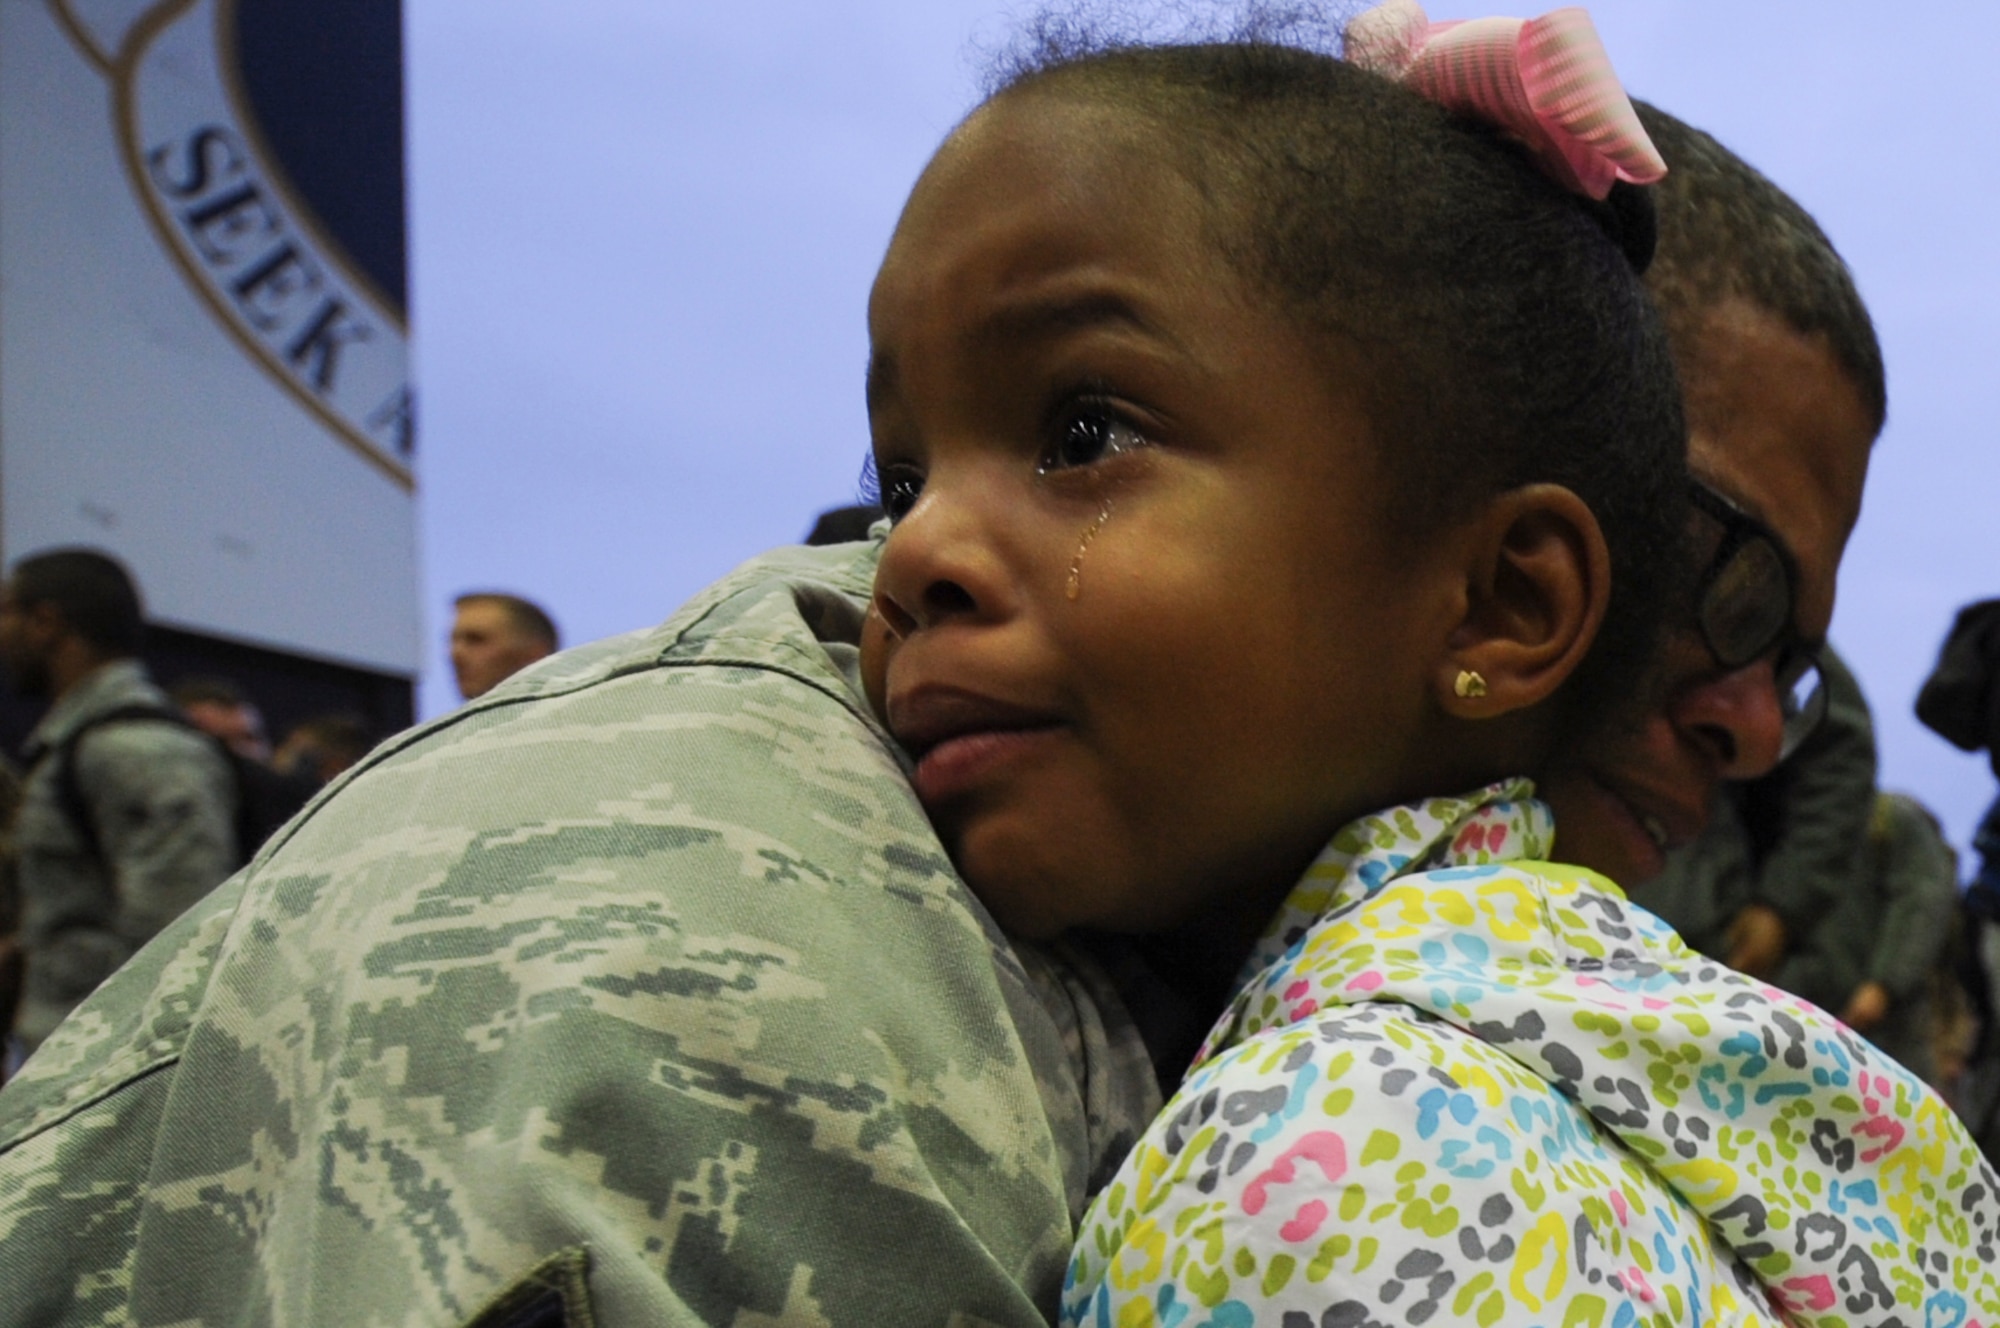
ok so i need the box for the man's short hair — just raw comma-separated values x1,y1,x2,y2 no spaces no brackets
806,504,885,546
170,675,250,710
284,714,374,766
1636,102,1886,434
11,548,145,657
453,593,559,650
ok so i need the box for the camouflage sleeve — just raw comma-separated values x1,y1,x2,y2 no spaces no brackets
0,571,1127,1326
72,721,237,947
0,876,242,1322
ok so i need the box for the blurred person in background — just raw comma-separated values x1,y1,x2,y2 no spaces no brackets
1797,791,1962,1085
171,678,320,859
1917,597,2000,893
450,592,559,701
804,503,885,546
171,675,272,763
273,714,375,787
1915,597,2000,1146
0,548,235,1050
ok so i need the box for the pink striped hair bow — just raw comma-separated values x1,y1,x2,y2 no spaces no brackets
1345,0,1666,200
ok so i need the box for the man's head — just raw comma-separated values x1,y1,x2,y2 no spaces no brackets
171,675,270,762
1542,103,1884,885
0,548,144,700
449,593,559,701
273,714,374,785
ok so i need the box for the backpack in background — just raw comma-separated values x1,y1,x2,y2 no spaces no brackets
49,704,317,870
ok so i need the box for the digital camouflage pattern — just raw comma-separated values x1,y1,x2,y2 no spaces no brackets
0,539,1160,1327
11,658,236,1046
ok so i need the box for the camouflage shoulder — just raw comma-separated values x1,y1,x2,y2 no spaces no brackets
0,875,242,1149
460,538,881,708
237,535,889,878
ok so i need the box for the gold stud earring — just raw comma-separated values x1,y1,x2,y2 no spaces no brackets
1454,669,1488,700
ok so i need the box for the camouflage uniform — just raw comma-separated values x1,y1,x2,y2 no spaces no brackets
10,659,236,1047
1780,791,1962,1083
0,539,1159,1327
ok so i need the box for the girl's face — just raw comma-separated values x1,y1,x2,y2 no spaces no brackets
861,91,1464,940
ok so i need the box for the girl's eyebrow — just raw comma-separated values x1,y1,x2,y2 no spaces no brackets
970,288,1177,353
866,288,1183,416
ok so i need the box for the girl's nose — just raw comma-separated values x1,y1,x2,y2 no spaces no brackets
870,475,1014,638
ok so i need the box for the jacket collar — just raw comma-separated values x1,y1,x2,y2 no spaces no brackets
22,659,156,760
1233,778,1552,987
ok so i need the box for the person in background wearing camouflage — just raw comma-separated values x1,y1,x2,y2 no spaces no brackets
0,537,1159,1326
1814,791,1963,1084
0,548,236,1054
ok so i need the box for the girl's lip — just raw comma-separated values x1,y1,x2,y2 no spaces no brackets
885,684,1063,759
911,725,1064,806
886,683,1067,806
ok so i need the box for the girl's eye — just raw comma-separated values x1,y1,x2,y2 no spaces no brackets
1040,403,1150,473
878,464,925,522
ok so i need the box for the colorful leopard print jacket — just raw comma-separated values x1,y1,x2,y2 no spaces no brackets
1066,780,1999,1328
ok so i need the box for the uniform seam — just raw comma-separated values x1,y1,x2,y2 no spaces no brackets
654,648,884,735
247,573,881,868
0,1047,182,1152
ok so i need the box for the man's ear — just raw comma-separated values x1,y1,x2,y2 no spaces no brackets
1434,483,1609,718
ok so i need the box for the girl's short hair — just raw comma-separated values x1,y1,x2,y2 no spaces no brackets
989,34,1688,727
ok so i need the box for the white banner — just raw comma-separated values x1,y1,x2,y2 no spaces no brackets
64,0,413,485
0,0,418,673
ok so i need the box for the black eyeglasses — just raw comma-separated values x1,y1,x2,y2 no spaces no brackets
1688,481,1826,760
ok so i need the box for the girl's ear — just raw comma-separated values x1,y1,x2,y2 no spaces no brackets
1436,483,1609,718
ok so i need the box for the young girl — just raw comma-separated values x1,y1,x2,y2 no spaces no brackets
858,6,2000,1325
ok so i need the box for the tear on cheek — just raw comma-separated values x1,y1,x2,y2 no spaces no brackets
1066,499,1114,601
